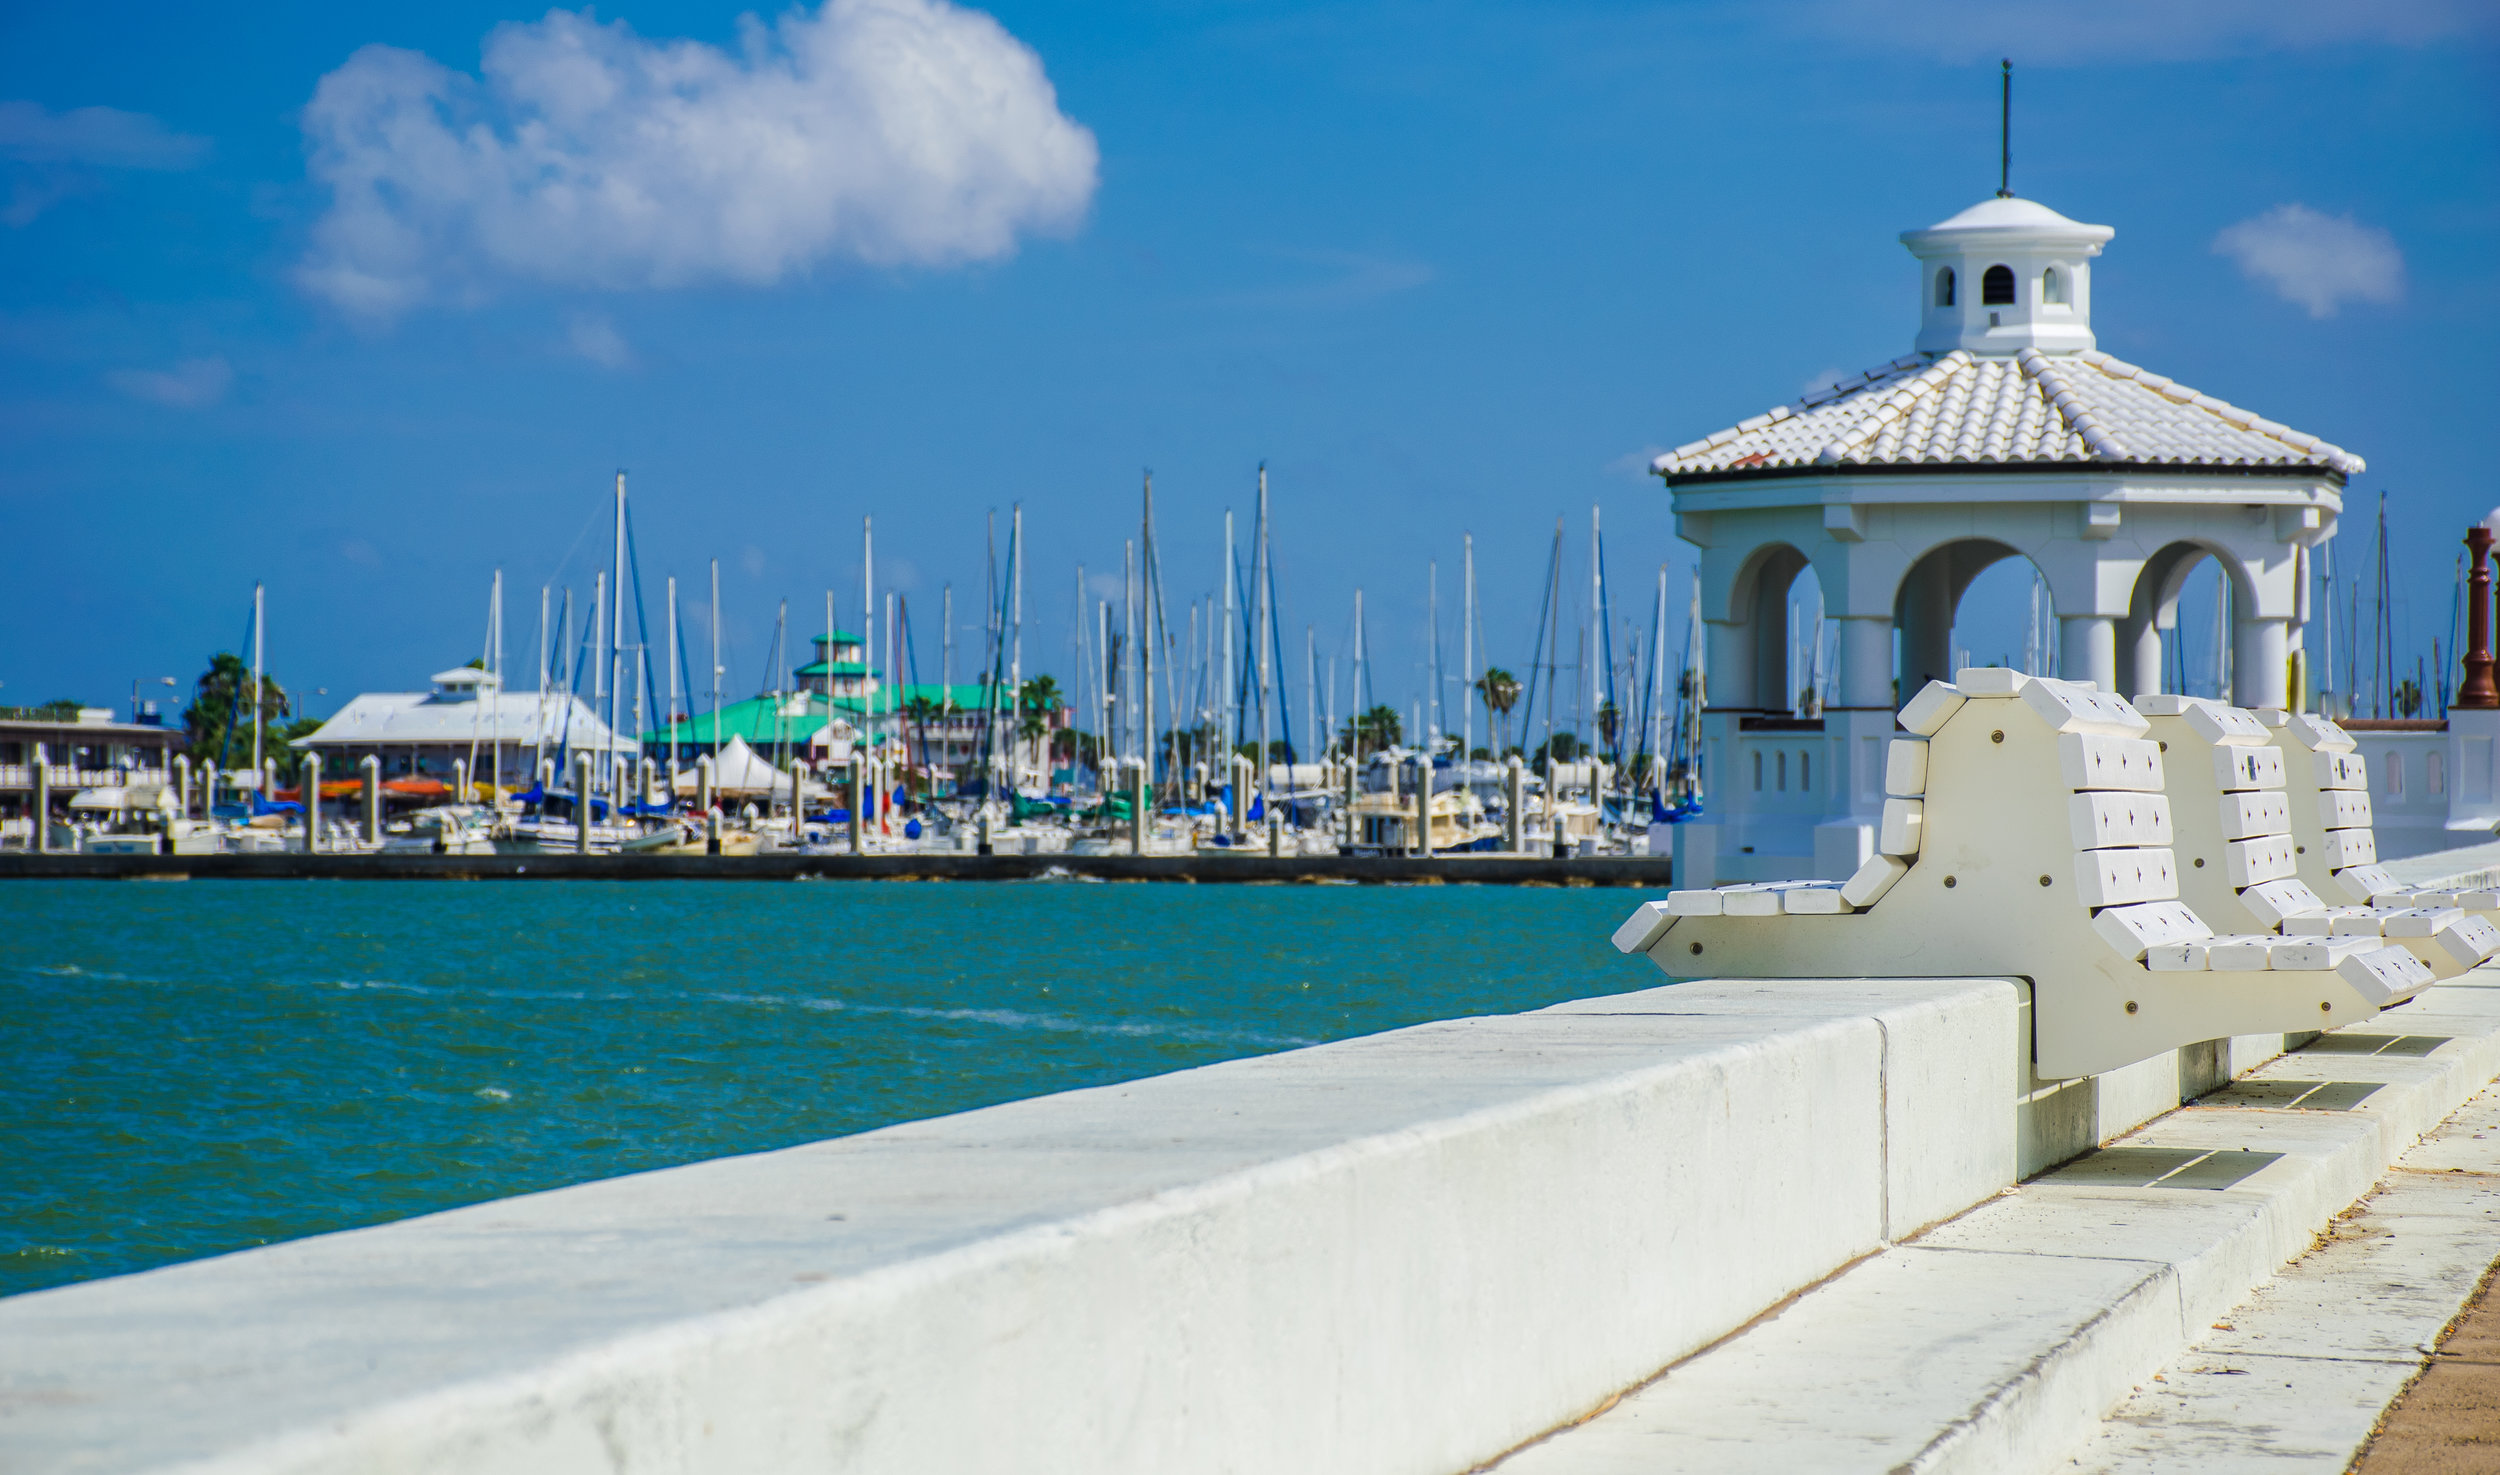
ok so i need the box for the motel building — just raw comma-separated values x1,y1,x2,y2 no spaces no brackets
0,702,184,843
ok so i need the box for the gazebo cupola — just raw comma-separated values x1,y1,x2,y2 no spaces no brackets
1902,196,2112,357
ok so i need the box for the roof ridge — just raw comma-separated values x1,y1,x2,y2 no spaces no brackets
2016,348,2130,462
2076,350,2364,476
1813,351,1971,465
1796,354,1930,411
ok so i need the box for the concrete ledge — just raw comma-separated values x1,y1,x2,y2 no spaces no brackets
2072,1085,2500,1469
0,977,2019,1475
1488,968,2500,1474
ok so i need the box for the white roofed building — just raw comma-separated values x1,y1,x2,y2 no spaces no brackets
295,668,636,792
1660,194,2352,886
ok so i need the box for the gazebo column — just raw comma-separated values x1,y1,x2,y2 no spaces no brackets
1706,620,1755,709
1896,566,1953,695
1752,596,1792,714
2232,615,2289,710
2117,612,2162,698
2059,615,2118,693
1833,616,1895,711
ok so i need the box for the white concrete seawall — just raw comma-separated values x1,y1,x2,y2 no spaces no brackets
7,977,2029,1475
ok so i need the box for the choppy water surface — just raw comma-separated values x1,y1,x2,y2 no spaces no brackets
2,879,1654,1297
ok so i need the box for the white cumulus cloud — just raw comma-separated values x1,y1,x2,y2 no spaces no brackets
568,312,633,368
294,0,1098,322
0,101,209,169
0,100,209,225
108,356,234,409
2213,204,2404,319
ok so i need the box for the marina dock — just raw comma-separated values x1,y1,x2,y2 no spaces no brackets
0,851,1671,885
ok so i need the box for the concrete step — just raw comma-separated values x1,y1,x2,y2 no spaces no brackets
1485,971,2500,1475
2065,1085,2500,1472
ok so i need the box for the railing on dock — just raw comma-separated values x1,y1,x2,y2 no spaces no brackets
0,765,170,790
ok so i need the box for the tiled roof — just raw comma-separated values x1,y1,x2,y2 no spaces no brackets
1652,349,2363,482
298,691,635,752
642,683,1010,745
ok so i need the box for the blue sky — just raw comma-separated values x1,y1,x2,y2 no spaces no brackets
2,0,2494,737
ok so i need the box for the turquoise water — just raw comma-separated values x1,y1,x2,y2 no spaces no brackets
2,879,1658,1298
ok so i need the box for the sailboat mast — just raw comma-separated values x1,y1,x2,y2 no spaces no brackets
1685,570,1705,801
1254,468,1272,825
1462,534,1475,763
1129,541,1142,764
708,559,721,766
884,592,895,788
609,473,625,795
251,581,264,773
492,568,505,800
1097,598,1111,788
1352,588,1366,758
1141,477,1156,802
1305,625,1315,778
536,584,550,780
665,577,678,773
1221,508,1235,756
1542,521,1560,769
1070,569,1083,782
591,576,605,696
1428,559,1440,752
1011,503,1023,789
1589,506,1601,761
863,515,875,752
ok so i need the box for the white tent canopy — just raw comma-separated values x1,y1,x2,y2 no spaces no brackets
674,735,792,798
69,783,175,812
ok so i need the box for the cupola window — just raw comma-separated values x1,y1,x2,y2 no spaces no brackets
1981,265,2016,305
1935,267,1956,307
2041,266,2065,304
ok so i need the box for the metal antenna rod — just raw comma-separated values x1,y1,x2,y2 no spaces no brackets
1998,59,2013,198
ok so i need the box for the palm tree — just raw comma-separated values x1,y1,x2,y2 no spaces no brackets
1017,674,1061,745
183,652,288,767
1336,704,1403,760
1475,667,1521,754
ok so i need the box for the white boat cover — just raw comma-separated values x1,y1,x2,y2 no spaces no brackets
675,735,793,797
69,783,173,811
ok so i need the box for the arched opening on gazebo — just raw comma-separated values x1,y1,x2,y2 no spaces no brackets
2120,541,2259,701
1950,553,2062,679
1893,538,2056,698
1726,542,1829,716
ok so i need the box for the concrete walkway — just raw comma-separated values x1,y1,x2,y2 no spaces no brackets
1488,973,2500,1475
2357,1244,2500,1472
2067,1087,2500,1471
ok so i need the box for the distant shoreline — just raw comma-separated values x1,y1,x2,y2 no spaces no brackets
0,852,1672,886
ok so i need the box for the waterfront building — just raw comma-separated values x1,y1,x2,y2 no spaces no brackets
795,630,876,702
1660,195,2369,884
0,704,182,835
294,667,634,793
649,632,1073,789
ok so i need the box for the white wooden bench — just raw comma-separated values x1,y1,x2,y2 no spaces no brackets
1613,670,2433,1079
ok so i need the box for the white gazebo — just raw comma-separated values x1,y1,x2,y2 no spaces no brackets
1659,195,2357,886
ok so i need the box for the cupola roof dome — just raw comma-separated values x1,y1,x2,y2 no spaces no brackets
1909,195,2109,238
